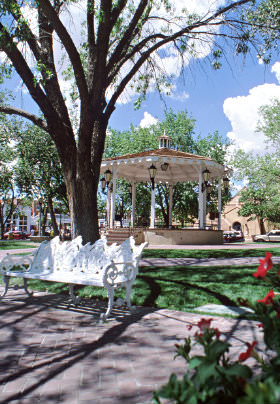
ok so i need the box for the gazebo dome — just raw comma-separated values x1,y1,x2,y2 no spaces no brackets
158,133,171,149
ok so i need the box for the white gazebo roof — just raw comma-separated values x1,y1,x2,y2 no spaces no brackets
100,148,225,184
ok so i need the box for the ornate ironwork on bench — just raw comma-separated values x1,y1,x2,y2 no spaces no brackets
0,235,148,320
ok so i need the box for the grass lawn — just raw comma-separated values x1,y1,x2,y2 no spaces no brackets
2,261,275,316
0,240,39,250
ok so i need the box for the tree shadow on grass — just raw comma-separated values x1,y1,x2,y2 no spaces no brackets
137,273,238,309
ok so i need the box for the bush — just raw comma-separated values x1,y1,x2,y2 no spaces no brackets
154,252,280,404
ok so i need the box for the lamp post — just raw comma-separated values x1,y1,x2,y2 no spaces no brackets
38,198,42,237
148,164,157,190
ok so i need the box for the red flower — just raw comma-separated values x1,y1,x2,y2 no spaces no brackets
239,341,258,362
257,289,275,305
196,318,213,331
253,252,273,278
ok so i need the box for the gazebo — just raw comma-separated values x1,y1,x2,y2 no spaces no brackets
100,134,229,245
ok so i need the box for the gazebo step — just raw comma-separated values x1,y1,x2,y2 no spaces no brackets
105,228,144,245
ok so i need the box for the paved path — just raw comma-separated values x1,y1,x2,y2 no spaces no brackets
140,256,280,267
0,290,267,404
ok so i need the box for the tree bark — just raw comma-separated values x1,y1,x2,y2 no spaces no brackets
48,197,59,236
60,117,107,245
259,217,266,234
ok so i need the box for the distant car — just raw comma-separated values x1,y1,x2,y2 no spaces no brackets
253,230,280,242
223,231,244,243
3,231,30,240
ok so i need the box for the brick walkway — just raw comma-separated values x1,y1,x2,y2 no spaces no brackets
0,290,267,404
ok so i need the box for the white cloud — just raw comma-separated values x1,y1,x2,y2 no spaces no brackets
139,112,159,128
271,62,280,83
169,90,190,101
223,67,280,154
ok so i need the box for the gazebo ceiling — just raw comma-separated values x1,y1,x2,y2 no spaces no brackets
100,148,226,184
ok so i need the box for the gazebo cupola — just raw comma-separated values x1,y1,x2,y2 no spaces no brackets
158,133,171,149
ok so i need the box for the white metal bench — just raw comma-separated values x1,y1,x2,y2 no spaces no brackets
0,236,148,319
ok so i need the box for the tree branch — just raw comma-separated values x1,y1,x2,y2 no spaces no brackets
0,106,49,132
105,0,252,115
87,0,96,89
0,22,58,120
107,0,150,75
37,0,89,103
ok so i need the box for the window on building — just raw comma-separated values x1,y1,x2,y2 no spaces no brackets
19,215,28,232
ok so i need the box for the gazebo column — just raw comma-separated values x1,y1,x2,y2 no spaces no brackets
131,182,136,228
169,184,173,229
110,169,116,228
218,179,222,230
203,186,207,228
150,185,156,228
106,187,111,228
198,170,204,229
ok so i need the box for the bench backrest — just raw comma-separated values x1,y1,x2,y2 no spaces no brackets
30,236,147,278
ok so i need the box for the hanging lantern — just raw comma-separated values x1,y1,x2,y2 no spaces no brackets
223,176,230,190
202,168,210,182
148,164,157,190
104,169,112,185
101,177,106,192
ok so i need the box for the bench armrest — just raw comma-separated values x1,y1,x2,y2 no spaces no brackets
103,261,137,286
0,254,33,274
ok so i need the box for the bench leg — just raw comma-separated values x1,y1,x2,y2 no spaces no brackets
23,279,33,297
101,285,114,320
69,284,81,305
0,275,10,299
125,281,134,312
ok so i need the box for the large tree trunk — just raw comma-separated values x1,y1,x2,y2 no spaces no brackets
259,217,266,234
60,117,107,245
67,171,100,244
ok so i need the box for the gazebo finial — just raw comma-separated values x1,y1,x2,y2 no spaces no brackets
158,132,171,149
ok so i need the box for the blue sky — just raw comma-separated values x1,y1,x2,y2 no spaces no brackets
109,55,280,155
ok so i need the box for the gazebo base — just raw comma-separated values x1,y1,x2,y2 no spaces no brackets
143,228,223,245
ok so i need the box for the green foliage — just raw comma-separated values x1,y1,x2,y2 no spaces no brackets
154,253,280,404
14,123,68,208
245,0,280,64
232,101,280,227
0,111,20,236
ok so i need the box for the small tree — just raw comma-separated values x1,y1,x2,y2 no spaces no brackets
14,123,68,235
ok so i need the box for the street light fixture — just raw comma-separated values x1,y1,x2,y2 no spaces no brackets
104,169,112,187
148,164,157,190
223,176,230,190
201,169,210,192
101,177,106,193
